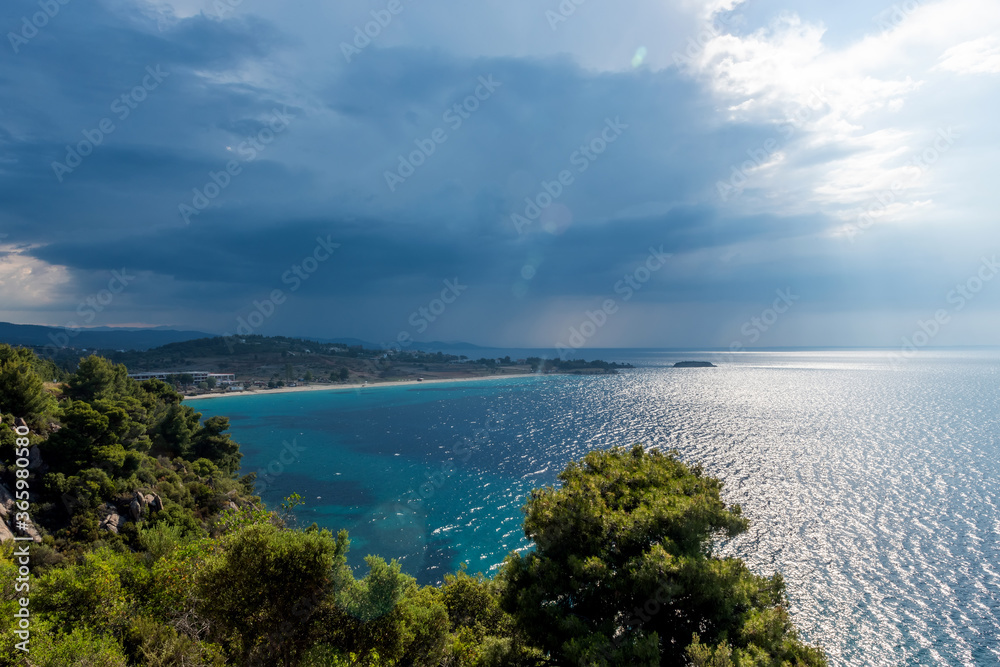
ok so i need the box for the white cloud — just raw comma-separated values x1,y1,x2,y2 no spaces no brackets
679,0,1000,226
0,245,71,309
935,35,1000,74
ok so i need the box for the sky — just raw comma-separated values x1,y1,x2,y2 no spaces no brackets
1,0,999,350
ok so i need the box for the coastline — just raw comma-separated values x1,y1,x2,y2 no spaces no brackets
182,372,538,401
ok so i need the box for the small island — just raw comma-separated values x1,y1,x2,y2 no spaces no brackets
673,360,716,368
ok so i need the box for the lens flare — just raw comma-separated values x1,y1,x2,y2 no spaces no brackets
631,46,647,68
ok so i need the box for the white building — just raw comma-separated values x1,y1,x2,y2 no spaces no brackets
128,371,236,385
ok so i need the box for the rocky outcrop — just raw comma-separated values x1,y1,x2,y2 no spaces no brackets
126,490,164,521
0,482,16,542
129,491,146,521
16,520,41,543
673,361,717,368
0,521,14,543
98,504,127,535
145,492,163,512
0,483,14,522
1,482,40,543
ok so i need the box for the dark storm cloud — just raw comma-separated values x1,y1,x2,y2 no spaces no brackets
4,0,926,345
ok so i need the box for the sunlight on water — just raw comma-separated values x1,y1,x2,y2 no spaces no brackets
193,350,1000,665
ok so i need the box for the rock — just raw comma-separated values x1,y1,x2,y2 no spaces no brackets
0,484,14,519
99,506,127,535
673,361,717,368
146,493,164,512
13,417,27,429
16,519,42,543
225,501,239,511
0,521,14,543
98,503,128,535
225,490,244,508
128,491,149,521
7,521,42,542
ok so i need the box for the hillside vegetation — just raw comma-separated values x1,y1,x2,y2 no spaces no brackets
0,344,825,666
30,335,631,392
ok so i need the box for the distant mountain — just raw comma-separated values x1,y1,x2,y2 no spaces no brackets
409,340,490,352
0,322,215,351
316,337,381,348
0,321,495,355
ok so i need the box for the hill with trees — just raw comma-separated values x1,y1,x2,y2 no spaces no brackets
0,344,825,665
24,335,633,395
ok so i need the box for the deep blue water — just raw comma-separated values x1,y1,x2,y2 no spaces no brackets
189,350,1000,666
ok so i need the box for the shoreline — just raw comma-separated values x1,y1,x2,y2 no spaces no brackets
182,372,540,401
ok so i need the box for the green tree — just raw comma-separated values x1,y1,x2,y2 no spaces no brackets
46,402,117,473
285,363,294,381
34,549,131,636
25,625,130,667
304,371,314,383
137,377,182,409
315,556,450,666
0,344,56,425
440,566,543,666
339,367,350,382
153,403,200,459
195,517,350,666
191,415,242,475
66,355,133,402
500,445,826,666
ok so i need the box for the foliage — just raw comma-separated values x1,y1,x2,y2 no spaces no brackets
0,343,56,428
194,517,348,665
25,623,130,667
499,445,826,665
33,548,150,637
192,415,242,474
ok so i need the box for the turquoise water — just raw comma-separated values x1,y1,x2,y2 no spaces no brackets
190,350,1000,666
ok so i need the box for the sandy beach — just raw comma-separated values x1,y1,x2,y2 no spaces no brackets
183,372,536,401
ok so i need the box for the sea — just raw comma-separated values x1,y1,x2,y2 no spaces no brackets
189,349,1000,666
